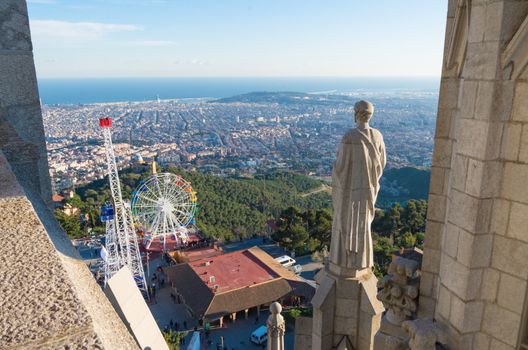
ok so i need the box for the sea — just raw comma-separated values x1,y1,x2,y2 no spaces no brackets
37,77,440,105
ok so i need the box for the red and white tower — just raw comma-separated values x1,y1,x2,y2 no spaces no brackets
99,117,148,298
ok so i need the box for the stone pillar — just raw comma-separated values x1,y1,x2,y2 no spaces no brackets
231,312,236,323
420,1,528,349
267,302,285,350
312,265,384,350
245,309,249,319
219,316,223,328
0,0,52,204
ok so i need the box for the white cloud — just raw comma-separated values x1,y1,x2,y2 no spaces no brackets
124,40,178,47
30,20,140,41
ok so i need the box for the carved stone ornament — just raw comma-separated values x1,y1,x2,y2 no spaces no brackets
377,257,420,325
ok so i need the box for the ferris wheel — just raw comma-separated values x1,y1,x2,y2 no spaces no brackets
131,173,197,250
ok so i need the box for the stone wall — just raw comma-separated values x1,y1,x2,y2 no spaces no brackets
0,152,139,349
0,0,52,204
421,1,528,349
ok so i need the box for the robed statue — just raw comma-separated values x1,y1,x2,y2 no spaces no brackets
330,100,386,270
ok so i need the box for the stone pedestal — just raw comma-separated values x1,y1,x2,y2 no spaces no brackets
311,266,384,350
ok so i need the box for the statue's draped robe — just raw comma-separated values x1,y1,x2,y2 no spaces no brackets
330,126,386,270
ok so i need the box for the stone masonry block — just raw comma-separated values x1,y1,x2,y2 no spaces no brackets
443,223,459,259
427,194,447,223
497,273,527,315
419,270,435,297
475,81,495,122
429,166,446,195
480,268,500,301
469,234,492,268
462,41,500,80
432,138,453,168
438,78,460,110
492,235,528,279
482,303,521,347
468,4,486,43
449,296,483,333
500,123,522,161
424,220,443,250
513,82,528,122
456,118,489,159
472,332,490,350
489,339,515,350
422,247,441,274
483,1,503,41
459,80,478,119
502,162,528,204
435,107,455,138
0,54,39,108
518,124,528,163
417,295,436,319
439,253,478,300
508,202,528,243
437,284,452,320
451,154,468,192
448,190,480,233
491,199,511,236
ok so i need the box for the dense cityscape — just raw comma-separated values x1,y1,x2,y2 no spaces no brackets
43,90,438,191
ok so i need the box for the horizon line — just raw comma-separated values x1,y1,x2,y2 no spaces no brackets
37,75,442,80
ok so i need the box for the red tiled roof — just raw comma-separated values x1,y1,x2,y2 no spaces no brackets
52,194,64,202
188,249,278,294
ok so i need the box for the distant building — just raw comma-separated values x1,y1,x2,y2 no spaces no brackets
165,246,314,326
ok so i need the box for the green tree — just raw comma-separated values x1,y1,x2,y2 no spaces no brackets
162,330,186,350
55,209,85,239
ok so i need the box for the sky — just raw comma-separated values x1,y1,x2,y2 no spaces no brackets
27,0,448,79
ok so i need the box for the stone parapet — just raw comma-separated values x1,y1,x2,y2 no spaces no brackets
0,152,139,349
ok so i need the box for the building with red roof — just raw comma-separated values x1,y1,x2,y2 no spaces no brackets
165,246,314,326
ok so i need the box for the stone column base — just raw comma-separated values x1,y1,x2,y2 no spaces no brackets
311,269,384,350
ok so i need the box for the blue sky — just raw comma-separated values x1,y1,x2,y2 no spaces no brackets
27,0,448,78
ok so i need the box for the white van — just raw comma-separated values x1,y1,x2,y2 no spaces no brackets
251,325,267,345
275,255,296,268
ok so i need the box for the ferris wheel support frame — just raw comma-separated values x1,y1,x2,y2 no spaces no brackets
100,117,149,298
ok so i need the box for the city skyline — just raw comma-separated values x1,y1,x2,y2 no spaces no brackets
27,0,448,78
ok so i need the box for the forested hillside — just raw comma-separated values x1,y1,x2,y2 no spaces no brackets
55,165,430,256
60,166,332,240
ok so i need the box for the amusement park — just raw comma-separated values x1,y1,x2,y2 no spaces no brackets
70,116,314,349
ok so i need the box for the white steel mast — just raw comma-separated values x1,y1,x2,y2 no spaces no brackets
99,117,149,298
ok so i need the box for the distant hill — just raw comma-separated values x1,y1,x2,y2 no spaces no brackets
214,91,356,106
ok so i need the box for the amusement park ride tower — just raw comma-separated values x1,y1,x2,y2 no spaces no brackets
99,117,149,298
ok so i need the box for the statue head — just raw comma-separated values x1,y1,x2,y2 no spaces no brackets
354,100,374,124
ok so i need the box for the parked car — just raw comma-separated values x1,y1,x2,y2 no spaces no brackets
275,255,296,268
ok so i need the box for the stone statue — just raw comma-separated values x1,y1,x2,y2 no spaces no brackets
330,100,386,270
